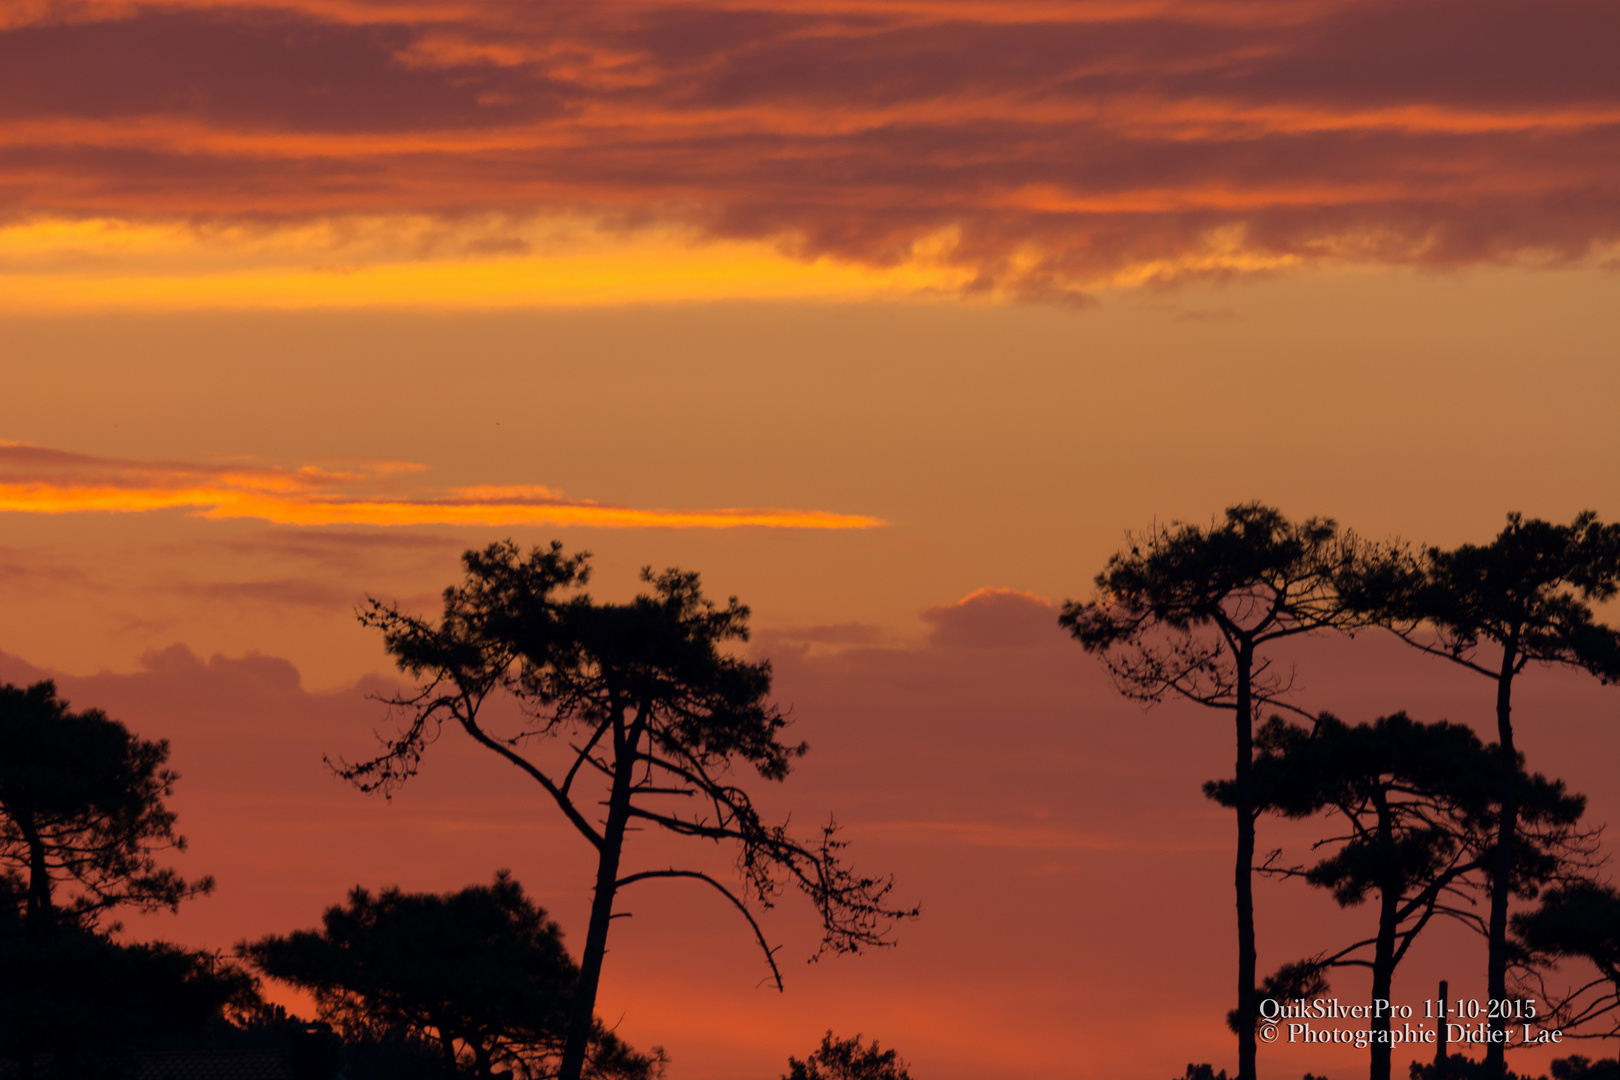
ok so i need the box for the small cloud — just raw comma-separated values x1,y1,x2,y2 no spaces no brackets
137,643,302,690
218,528,467,563
177,578,354,609
921,588,1061,649
757,622,887,648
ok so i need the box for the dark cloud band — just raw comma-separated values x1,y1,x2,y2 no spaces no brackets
3,0,1617,292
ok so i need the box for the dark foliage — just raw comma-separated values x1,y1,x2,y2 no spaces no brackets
0,680,212,937
1341,513,1620,684
0,681,239,1072
1344,512,1620,1080
343,541,914,1080
783,1032,912,1080
1062,504,1376,1080
0,928,258,1069
243,873,660,1080
1550,1057,1620,1080
1514,882,1620,1050
1409,1054,1551,1080
1214,712,1590,1080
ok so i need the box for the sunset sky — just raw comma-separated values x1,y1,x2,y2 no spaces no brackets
2,1,1618,1077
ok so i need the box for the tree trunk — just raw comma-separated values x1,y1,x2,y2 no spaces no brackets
1370,793,1398,1080
1235,640,1258,1080
1484,646,1519,1080
437,1026,460,1078
557,709,639,1080
16,814,53,939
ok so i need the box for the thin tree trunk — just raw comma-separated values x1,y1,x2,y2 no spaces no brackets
1235,640,1258,1080
1370,793,1398,1080
16,814,53,939
1484,646,1519,1080
437,1026,460,1077
558,709,638,1080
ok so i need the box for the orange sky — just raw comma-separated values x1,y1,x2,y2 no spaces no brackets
2,2,1619,1078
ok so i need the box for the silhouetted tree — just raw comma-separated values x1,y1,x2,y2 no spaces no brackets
1513,882,1620,1071
0,680,212,938
0,680,235,1072
783,1032,912,1080
1343,512,1620,1080
244,872,660,1080
344,541,915,1080
1215,713,1591,1080
1061,504,1373,1080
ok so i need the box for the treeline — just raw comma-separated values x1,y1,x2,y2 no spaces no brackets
3,508,1617,1080
1065,507,1620,1080
0,548,919,1080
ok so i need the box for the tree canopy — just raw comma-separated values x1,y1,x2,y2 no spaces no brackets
782,1032,914,1080
344,541,915,1080
0,681,246,1071
0,679,212,937
1061,503,1372,1080
243,872,660,1080
1341,511,1620,1079
1213,712,1591,1080
1514,882,1620,1051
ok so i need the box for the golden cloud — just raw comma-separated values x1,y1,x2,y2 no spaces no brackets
0,442,884,530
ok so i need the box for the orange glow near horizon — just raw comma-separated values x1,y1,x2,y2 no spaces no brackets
0,217,988,309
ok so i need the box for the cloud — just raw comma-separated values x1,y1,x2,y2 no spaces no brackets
175,578,355,609
920,587,1061,648
755,621,890,648
0,440,883,529
0,0,1616,303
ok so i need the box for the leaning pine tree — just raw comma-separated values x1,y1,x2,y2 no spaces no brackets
341,541,917,1080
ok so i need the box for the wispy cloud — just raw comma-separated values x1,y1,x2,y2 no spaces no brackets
1,0,1615,303
0,442,884,529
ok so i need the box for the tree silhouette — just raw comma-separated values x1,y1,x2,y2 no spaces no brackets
1060,504,1372,1080
1214,713,1591,1080
1513,881,1620,1071
782,1032,913,1080
244,872,659,1079
343,541,916,1080
0,680,212,938
1343,512,1620,1080
0,680,244,1071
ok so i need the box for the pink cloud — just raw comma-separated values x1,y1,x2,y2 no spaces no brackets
920,586,1060,648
